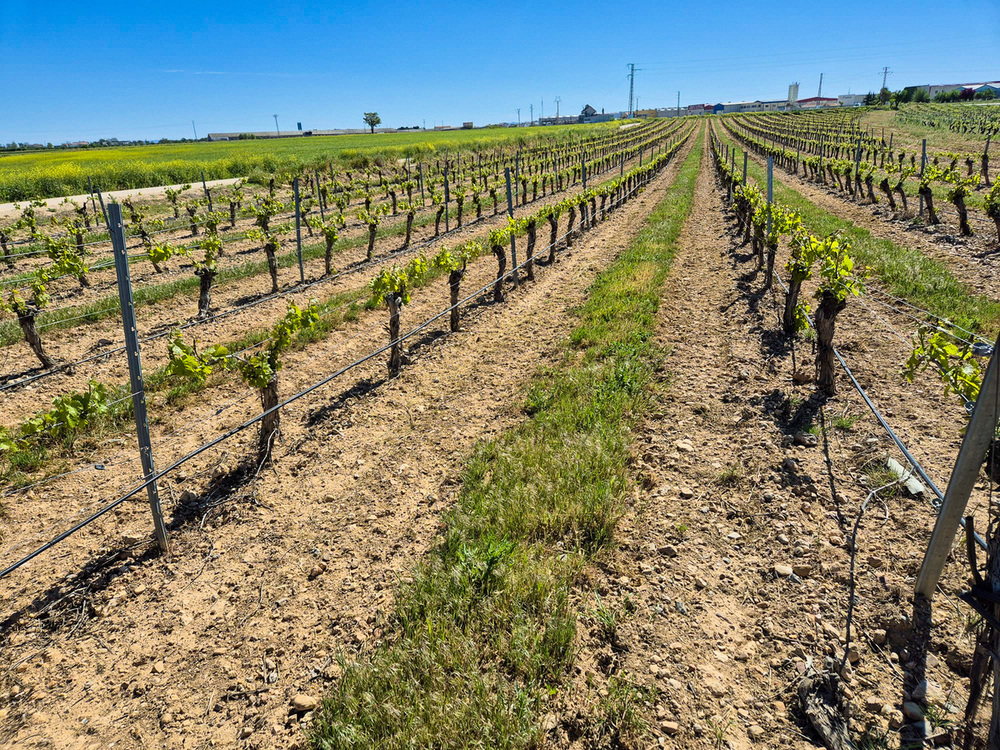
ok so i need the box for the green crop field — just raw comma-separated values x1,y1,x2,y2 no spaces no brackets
0,122,614,202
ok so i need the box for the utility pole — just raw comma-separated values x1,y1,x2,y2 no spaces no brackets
818,73,823,98
677,91,680,118
880,66,891,90
555,96,561,120
530,103,533,125
516,108,521,126
540,99,544,121
273,114,279,135
627,62,636,117
191,121,198,140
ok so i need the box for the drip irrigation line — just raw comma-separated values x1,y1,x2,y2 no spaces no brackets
0,146,682,581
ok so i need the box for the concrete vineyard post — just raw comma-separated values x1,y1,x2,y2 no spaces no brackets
293,178,304,283
108,204,169,554
916,330,1000,598
418,164,425,206
743,152,748,185
504,167,518,287
201,170,213,212
582,155,587,189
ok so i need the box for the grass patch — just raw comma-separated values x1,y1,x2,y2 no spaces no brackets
308,133,702,748
717,125,1000,334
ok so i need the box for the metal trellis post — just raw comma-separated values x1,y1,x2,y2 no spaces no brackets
915,330,1000,598
315,170,325,219
444,165,450,233
505,167,518,287
293,178,304,283
201,170,213,212
108,204,169,553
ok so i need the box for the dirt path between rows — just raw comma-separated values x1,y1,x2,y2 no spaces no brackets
552,128,983,749
0,133,699,749
0,180,244,221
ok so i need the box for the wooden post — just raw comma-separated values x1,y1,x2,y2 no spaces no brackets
915,331,1000,598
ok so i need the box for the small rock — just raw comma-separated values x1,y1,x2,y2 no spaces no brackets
694,577,708,590
290,694,319,713
865,697,882,713
888,710,904,729
774,564,793,577
675,439,694,453
902,701,924,721
238,726,253,740
793,432,818,447
792,370,811,384
748,725,766,741
674,600,688,615
846,647,861,664
737,370,750,381
658,545,678,558
152,661,165,674
308,564,326,580
661,720,680,736
727,532,742,540
782,458,798,473
679,487,695,499
871,628,887,645
264,658,277,672
160,712,173,726
792,564,812,578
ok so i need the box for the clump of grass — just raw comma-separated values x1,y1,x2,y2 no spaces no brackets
716,460,746,486
309,136,702,748
831,410,860,431
593,675,658,743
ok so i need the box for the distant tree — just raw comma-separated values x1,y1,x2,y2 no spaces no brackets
363,112,381,134
878,87,891,105
863,91,878,106
913,88,930,103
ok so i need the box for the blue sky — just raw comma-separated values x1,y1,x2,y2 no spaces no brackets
2,0,998,143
